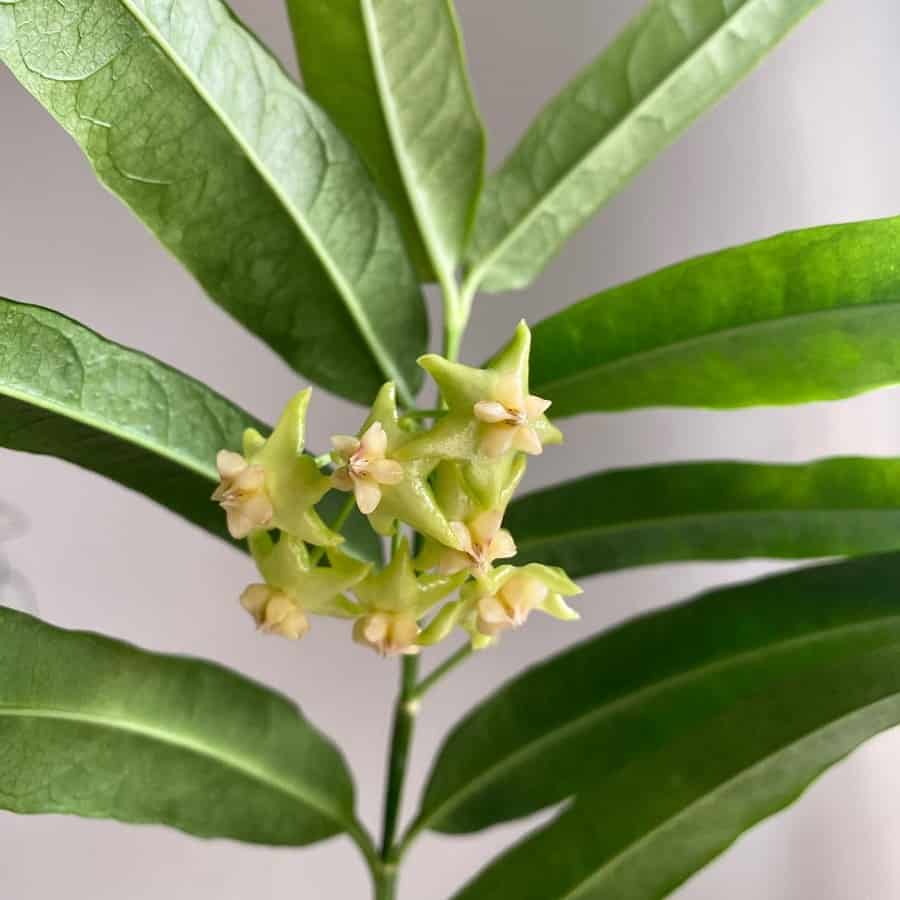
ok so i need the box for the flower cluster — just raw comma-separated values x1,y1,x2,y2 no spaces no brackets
213,321,581,656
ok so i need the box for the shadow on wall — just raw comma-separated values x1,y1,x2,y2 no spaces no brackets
0,503,37,615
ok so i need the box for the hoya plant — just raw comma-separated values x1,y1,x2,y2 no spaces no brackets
4,0,900,897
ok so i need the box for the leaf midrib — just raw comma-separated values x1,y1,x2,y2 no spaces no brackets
117,0,413,404
467,0,762,286
419,616,900,832
559,690,900,900
0,702,346,827
360,0,450,287
514,505,900,556
533,300,900,400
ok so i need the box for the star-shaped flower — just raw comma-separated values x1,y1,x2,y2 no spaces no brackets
335,383,461,550
405,321,561,508
331,421,404,514
214,389,339,546
439,509,517,576
240,531,371,640
459,563,582,646
351,538,465,656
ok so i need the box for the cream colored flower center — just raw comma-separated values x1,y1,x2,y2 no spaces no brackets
473,374,552,458
240,584,309,641
353,611,420,656
212,450,274,539
331,422,403,515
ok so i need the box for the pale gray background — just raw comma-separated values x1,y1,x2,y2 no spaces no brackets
2,1,900,897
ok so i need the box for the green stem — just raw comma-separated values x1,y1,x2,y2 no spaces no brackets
411,644,472,702
373,867,398,900
379,653,420,861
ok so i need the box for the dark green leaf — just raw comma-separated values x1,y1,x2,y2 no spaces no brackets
418,552,900,838
0,298,382,563
508,457,900,578
531,217,900,415
0,0,425,405
288,0,485,285
0,606,359,845
465,0,824,293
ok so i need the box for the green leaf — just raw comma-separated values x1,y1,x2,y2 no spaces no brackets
464,0,824,293
287,0,485,285
0,606,361,846
530,217,900,415
417,552,900,839
0,297,382,564
507,457,900,579
0,0,426,405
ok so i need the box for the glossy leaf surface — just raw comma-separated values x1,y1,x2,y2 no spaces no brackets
288,0,484,285
465,0,824,293
0,298,382,563
420,552,900,838
0,606,357,845
508,457,900,578
531,218,900,415
0,0,425,405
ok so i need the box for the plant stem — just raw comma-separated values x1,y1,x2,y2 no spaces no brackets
411,644,471,702
380,654,420,860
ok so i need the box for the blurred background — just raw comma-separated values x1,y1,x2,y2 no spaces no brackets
2,1,900,897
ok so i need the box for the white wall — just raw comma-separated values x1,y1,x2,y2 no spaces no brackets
2,1,900,897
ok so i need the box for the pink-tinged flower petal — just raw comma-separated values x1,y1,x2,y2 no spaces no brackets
233,464,266,493
469,509,503,546
480,424,516,458
489,529,517,562
331,434,360,459
512,425,543,456
525,394,552,419
226,507,255,540
331,467,354,491
450,521,475,556
216,449,247,480
359,421,388,458
476,595,511,636
494,373,525,412
473,400,510,424
354,478,383,515
369,458,403,485
502,575,547,615
438,549,472,576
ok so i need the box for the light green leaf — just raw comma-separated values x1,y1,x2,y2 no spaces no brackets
0,297,382,564
0,0,426,405
0,605,361,846
465,0,824,293
288,0,485,285
530,217,900,415
507,457,900,578
418,552,900,847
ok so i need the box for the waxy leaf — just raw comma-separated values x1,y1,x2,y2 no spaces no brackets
0,606,359,845
0,0,426,405
0,298,382,563
449,556,900,898
465,0,824,293
508,457,900,578
531,217,900,415
420,552,900,844
288,0,485,285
